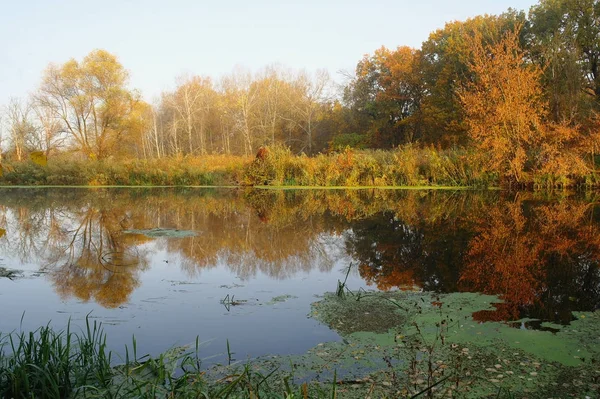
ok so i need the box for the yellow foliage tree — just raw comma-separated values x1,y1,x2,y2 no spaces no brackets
459,27,549,183
37,50,149,160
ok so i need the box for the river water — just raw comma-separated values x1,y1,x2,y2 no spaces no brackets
0,187,598,365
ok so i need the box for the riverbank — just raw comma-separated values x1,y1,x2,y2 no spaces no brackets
2,146,595,190
1,289,598,398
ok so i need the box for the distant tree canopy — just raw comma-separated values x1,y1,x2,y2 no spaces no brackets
1,0,600,184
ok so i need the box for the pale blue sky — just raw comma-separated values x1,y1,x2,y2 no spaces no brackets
1,0,539,107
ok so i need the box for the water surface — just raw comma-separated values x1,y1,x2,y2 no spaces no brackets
0,188,598,364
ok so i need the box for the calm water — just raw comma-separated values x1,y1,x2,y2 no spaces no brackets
0,188,599,364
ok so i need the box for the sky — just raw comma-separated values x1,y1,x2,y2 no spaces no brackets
0,0,539,107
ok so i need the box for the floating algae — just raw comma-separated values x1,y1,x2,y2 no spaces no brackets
266,294,298,305
213,290,600,398
310,292,406,335
123,228,198,238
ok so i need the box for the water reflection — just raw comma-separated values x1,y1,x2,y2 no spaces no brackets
460,199,600,323
0,188,598,324
0,193,151,308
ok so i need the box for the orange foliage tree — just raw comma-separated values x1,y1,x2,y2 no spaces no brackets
459,27,550,183
459,26,591,184
419,11,526,147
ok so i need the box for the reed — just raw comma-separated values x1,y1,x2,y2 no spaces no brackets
0,319,113,398
0,318,338,399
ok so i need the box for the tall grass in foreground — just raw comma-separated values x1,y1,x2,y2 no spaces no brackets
0,320,113,398
0,320,337,399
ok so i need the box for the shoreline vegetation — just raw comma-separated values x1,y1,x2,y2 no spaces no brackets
1,145,599,190
1,290,598,398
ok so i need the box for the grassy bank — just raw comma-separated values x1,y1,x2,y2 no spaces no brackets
1,145,598,189
0,146,493,189
0,155,249,187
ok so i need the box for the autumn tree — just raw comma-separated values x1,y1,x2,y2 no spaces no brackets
37,49,149,159
252,66,293,146
167,75,216,155
216,90,235,154
343,46,421,148
285,70,330,154
321,100,369,151
419,11,526,146
30,100,64,157
140,66,335,157
221,68,260,156
530,0,600,99
4,98,36,161
147,101,165,158
459,27,552,183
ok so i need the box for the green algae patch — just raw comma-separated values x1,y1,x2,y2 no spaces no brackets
310,292,407,335
220,290,600,398
123,228,197,238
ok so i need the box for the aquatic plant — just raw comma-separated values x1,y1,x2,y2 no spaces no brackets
0,318,113,398
0,267,21,280
0,318,339,399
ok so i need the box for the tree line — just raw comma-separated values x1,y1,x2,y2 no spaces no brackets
0,55,332,161
2,0,600,185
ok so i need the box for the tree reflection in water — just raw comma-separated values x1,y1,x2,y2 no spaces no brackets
460,199,600,323
46,207,150,309
0,188,597,324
